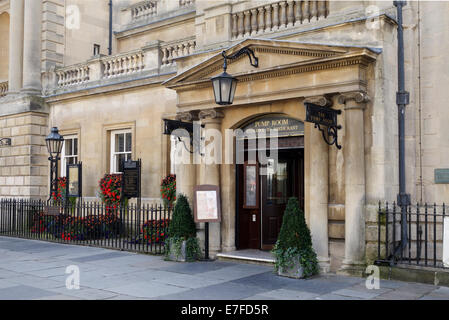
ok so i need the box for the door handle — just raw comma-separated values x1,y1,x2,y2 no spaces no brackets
252,214,257,222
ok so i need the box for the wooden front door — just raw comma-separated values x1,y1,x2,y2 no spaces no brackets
260,155,296,250
236,147,304,251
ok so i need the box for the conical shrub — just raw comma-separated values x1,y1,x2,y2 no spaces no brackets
273,197,319,277
168,194,197,239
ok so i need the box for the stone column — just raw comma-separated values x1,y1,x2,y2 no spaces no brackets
338,91,370,274
8,0,24,94
174,112,197,204
305,96,332,272
21,0,43,94
198,109,224,257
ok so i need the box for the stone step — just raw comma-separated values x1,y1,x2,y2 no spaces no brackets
216,250,275,267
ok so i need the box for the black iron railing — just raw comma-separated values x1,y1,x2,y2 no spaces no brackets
0,199,172,254
376,202,447,269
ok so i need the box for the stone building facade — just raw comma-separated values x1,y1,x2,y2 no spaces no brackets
0,0,448,273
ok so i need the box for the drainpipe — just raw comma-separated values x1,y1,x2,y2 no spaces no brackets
108,0,113,55
393,0,410,262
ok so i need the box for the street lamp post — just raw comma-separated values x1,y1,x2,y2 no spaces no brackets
45,127,64,201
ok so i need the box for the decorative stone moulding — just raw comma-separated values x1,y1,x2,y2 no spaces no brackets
0,81,8,97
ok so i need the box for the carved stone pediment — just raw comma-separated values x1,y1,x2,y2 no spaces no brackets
163,38,378,111
164,39,378,90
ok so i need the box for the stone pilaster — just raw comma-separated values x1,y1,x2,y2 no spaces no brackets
198,109,224,258
337,91,370,275
306,112,330,273
22,0,43,94
8,0,24,94
174,111,197,203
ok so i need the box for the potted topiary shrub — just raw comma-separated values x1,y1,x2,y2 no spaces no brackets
272,197,319,279
165,194,200,262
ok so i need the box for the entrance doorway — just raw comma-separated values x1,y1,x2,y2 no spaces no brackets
236,136,304,251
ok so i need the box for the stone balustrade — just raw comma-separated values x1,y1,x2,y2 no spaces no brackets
102,50,145,78
231,0,329,39
179,0,195,7
56,65,90,88
130,0,157,21
0,81,7,97
161,38,196,66
49,38,196,92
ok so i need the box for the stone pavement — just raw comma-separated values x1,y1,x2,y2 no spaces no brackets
0,236,448,300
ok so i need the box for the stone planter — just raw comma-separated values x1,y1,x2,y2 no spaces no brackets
167,239,187,262
277,256,305,279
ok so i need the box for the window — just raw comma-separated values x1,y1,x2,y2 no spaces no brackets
110,129,132,173
61,135,78,177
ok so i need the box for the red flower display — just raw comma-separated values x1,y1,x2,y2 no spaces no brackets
160,174,176,207
99,174,123,212
52,177,67,203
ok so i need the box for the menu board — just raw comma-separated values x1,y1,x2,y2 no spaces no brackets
66,163,82,197
193,185,221,223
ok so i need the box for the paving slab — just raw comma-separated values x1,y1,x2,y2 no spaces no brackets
158,282,267,300
107,281,190,299
256,288,320,300
0,285,57,300
331,288,382,299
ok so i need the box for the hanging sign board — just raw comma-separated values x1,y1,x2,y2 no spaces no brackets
193,185,221,223
122,159,141,199
305,102,340,127
66,162,82,198
443,217,449,268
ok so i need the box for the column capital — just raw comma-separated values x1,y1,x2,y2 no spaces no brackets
176,111,198,122
303,95,333,107
337,91,370,109
199,109,224,123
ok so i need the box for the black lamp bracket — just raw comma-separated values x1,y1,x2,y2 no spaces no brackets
314,123,342,150
221,48,259,72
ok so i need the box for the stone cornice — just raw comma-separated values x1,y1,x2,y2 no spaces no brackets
170,54,374,93
177,79,364,110
44,72,175,104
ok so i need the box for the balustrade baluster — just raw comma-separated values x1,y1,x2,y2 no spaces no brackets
265,5,272,32
244,11,251,37
250,9,258,36
318,0,326,19
287,1,295,27
272,3,280,31
237,12,244,38
232,14,238,39
310,0,318,22
257,7,265,34
303,0,310,23
279,1,288,29
294,0,303,25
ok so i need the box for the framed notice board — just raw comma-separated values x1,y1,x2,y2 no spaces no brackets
193,185,221,223
66,162,82,198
